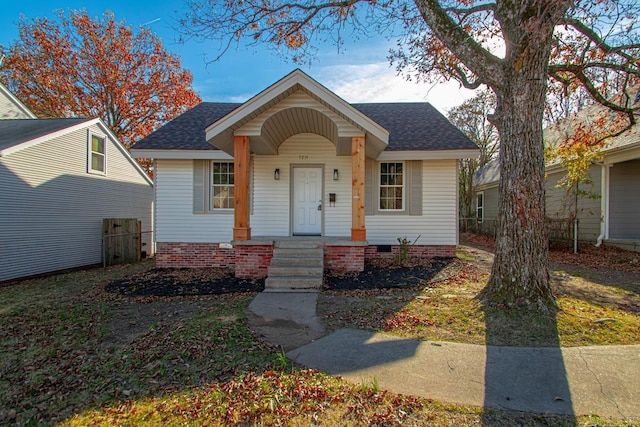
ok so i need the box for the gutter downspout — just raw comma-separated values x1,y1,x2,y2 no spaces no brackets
595,162,611,247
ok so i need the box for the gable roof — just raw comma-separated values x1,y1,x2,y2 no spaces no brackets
473,157,500,188
0,118,93,155
132,70,478,160
0,117,152,185
132,102,479,158
0,83,37,119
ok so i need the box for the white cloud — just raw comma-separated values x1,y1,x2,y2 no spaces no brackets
313,63,477,114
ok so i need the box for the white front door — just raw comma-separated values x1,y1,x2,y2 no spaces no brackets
292,167,323,235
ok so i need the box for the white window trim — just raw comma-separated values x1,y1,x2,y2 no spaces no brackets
210,161,235,211
87,130,107,175
476,191,484,223
378,161,406,212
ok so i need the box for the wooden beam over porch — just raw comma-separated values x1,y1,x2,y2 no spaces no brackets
233,135,251,240
351,136,366,241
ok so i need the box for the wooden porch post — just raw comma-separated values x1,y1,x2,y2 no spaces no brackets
351,136,366,241
233,135,251,240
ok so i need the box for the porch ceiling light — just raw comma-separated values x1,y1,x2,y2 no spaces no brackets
333,169,339,181
274,168,280,180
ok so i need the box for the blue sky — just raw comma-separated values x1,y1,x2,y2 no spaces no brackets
0,1,475,114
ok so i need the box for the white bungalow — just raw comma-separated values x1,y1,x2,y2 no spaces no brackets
132,70,478,279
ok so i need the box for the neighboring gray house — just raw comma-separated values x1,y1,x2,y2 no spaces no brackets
474,106,640,252
0,84,154,282
0,83,36,120
131,70,478,279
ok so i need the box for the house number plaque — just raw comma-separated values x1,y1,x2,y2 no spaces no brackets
298,155,309,160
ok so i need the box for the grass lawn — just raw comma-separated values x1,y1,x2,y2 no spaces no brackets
1,244,638,426
319,250,640,348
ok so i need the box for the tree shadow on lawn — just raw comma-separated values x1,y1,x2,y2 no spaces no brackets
480,302,578,425
319,257,454,332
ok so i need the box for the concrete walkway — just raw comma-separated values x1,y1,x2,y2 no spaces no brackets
248,292,640,419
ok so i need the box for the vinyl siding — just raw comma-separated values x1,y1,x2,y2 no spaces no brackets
366,160,458,245
546,165,602,242
0,123,153,282
609,159,640,239
0,90,32,119
158,135,460,245
251,133,352,236
482,186,499,222
155,159,234,243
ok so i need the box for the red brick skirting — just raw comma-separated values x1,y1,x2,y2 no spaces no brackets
234,244,273,279
324,246,365,272
364,245,456,260
156,242,235,268
157,242,455,278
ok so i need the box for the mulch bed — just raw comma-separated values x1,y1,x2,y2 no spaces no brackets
105,257,454,297
323,257,453,291
105,268,264,297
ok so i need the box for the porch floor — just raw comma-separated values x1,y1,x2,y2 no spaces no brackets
232,236,368,247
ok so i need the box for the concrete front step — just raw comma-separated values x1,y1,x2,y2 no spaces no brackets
275,241,322,249
270,257,324,268
268,266,324,277
273,248,324,258
265,277,323,289
265,240,325,292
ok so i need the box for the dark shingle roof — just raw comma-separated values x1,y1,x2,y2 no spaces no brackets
132,102,477,152
353,103,476,151
0,118,93,151
132,103,240,150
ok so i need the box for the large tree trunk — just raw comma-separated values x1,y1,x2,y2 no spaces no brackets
480,15,558,312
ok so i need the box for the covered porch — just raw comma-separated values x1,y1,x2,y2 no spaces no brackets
204,70,390,246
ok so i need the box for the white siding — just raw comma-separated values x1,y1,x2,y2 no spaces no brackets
251,133,352,236
0,123,153,282
366,160,458,245
155,159,234,242
157,140,460,245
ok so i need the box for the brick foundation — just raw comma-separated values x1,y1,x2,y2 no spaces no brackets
156,242,235,268
234,244,274,279
364,244,456,260
324,245,365,272
157,241,455,278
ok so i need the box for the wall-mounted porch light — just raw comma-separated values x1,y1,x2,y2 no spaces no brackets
333,169,339,181
274,168,280,180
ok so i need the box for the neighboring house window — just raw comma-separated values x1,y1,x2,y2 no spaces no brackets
379,162,405,211
211,162,234,209
476,192,484,223
88,132,106,174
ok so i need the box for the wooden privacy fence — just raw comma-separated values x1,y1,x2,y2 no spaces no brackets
102,218,142,267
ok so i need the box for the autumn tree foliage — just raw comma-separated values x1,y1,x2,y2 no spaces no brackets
447,90,499,222
178,0,640,311
0,10,201,149
545,104,631,221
